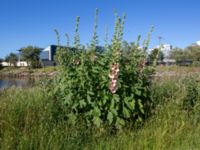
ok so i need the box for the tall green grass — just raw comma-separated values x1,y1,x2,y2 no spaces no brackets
1,76,200,150
0,88,93,150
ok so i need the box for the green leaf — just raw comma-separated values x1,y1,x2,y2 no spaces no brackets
107,112,113,125
123,107,130,118
87,95,92,103
124,97,135,110
67,113,77,125
135,89,141,96
138,99,144,114
129,100,135,110
110,98,115,109
102,75,108,81
111,109,118,116
102,96,107,105
113,94,120,102
92,67,99,73
98,60,105,66
93,107,101,117
116,117,125,129
79,100,86,108
87,91,95,96
93,117,101,127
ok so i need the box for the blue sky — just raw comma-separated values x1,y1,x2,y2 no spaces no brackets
0,0,200,58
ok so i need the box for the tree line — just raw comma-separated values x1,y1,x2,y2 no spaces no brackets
2,43,200,68
3,46,41,68
169,44,200,62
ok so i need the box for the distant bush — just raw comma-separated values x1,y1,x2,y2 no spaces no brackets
192,61,200,67
50,10,158,130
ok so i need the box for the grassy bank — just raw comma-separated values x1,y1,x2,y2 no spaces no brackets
0,66,57,78
1,65,200,78
1,75,200,149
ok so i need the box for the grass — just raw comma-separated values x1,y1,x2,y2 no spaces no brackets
0,66,57,77
1,73,200,149
156,65,200,75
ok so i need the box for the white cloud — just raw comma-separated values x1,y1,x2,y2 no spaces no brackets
196,41,200,46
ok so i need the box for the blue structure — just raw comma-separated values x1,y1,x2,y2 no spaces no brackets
41,45,58,61
40,45,59,66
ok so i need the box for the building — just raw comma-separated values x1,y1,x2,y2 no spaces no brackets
18,45,61,67
41,45,59,61
40,45,59,66
162,58,176,65
1,61,28,67
1,45,59,67
147,44,174,66
157,44,173,57
149,44,173,57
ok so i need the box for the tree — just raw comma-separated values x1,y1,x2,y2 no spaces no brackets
20,46,41,68
186,45,200,61
169,47,188,61
149,48,164,64
169,45,200,61
5,53,18,67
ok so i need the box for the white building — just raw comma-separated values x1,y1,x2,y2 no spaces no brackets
1,61,28,67
163,58,176,65
149,44,173,57
158,44,172,57
16,61,28,67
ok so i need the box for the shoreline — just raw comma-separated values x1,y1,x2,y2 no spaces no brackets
0,67,57,78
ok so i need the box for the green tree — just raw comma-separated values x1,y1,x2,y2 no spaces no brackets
20,46,41,68
149,48,164,65
186,45,200,61
0,58,3,69
5,53,18,67
169,47,188,61
169,45,200,62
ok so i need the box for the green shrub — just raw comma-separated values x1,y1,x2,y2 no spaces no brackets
50,10,157,130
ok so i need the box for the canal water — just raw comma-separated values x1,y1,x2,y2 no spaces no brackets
0,78,33,89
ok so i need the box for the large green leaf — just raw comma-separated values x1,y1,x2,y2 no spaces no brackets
107,111,113,125
124,97,135,110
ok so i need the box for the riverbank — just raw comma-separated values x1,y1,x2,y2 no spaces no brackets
1,66,200,78
0,67,57,78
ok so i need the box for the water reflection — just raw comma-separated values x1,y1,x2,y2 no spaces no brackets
0,78,33,89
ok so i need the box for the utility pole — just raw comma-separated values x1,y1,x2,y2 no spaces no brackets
158,36,163,46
